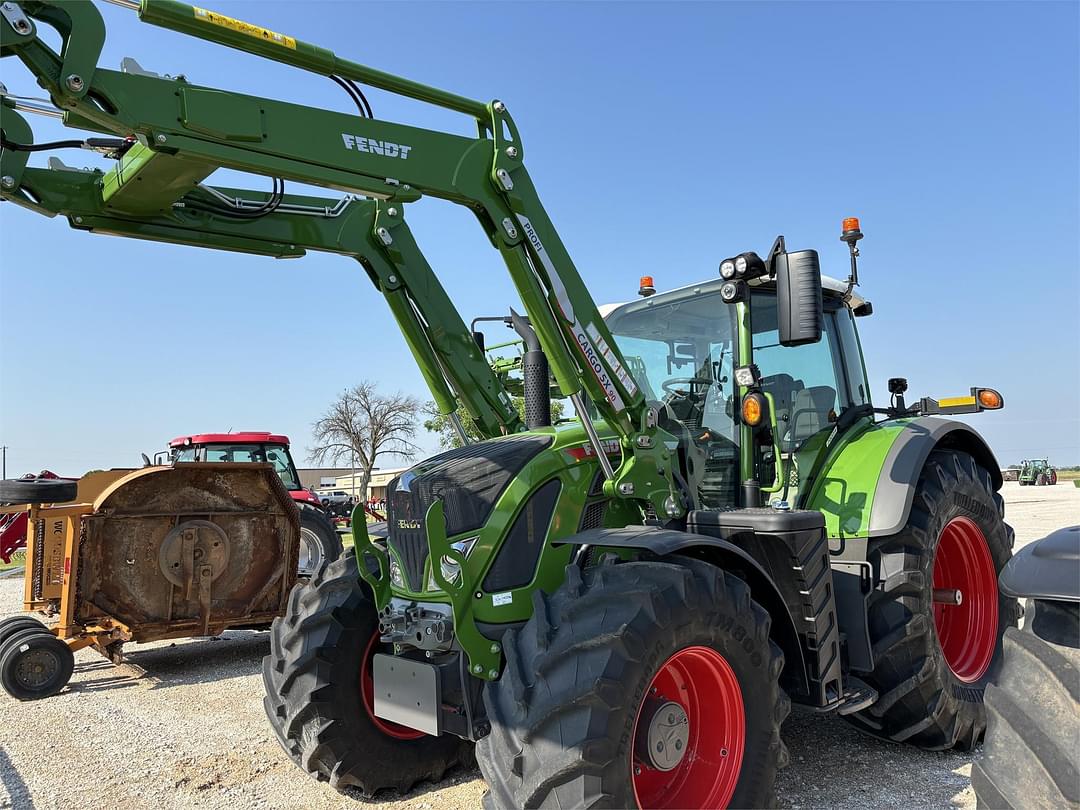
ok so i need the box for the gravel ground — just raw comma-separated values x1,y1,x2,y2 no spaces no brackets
0,481,1074,810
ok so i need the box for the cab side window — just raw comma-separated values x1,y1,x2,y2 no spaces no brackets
751,294,850,452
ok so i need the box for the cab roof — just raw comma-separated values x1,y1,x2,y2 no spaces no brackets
169,431,291,448
599,274,867,319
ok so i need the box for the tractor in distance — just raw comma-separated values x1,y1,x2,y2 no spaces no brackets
163,432,342,576
1018,458,1058,486
0,3,1016,806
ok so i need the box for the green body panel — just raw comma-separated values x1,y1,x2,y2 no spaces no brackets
802,418,914,539
359,423,633,678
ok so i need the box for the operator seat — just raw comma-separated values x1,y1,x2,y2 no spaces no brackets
788,386,837,444
759,373,802,432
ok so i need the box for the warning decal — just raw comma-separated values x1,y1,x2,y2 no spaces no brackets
193,7,297,49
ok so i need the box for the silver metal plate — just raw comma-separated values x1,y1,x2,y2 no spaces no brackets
372,653,440,736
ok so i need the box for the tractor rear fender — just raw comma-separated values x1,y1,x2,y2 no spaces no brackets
805,416,1002,540
867,417,1001,537
559,526,811,701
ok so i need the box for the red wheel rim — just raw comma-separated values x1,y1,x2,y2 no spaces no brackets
932,516,999,682
631,646,745,809
359,632,425,740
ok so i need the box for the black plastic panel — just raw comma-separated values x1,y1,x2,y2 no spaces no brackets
482,478,561,593
387,434,552,591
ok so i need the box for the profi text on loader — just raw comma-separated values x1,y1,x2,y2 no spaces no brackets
1,2,1015,805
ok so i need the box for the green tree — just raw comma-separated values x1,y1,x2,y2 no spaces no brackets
424,397,565,449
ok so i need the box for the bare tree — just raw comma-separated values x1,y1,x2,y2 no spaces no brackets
309,382,422,500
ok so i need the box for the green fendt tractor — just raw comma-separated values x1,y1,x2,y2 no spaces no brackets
1,3,1016,807
1018,458,1057,486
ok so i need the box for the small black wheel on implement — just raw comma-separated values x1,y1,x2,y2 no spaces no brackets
0,628,74,700
847,450,1017,749
296,503,343,578
0,477,77,504
0,616,47,649
478,554,789,810
262,548,472,796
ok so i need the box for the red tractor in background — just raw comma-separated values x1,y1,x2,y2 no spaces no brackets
165,432,343,576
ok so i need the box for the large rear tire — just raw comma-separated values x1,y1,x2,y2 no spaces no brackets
296,503,343,578
262,548,471,796
478,557,788,809
971,600,1080,809
847,450,1017,749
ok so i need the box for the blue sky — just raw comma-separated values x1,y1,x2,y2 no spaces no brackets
1,0,1077,476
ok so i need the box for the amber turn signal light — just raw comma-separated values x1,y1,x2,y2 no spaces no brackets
742,393,766,427
976,388,1003,410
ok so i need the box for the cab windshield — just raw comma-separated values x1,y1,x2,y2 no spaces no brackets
607,288,739,509
175,443,301,490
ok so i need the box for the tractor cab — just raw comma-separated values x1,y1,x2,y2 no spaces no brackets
604,234,872,514
165,432,342,576
166,432,319,506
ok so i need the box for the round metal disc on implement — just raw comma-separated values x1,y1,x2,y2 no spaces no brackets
158,520,230,587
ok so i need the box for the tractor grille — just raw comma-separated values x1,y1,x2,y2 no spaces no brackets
578,500,608,532
386,434,552,591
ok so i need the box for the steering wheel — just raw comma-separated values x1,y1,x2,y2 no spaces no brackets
662,377,712,397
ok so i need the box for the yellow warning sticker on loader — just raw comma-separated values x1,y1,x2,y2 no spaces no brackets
193,7,296,49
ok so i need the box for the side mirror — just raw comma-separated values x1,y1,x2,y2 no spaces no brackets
774,248,823,347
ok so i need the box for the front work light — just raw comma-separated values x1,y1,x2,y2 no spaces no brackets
720,279,748,303
720,259,737,279
734,364,761,388
742,393,767,427
734,251,767,280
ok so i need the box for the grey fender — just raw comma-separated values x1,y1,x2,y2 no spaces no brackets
558,525,810,700
869,416,1002,537
999,525,1080,602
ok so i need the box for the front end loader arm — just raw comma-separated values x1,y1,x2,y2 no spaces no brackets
0,0,683,517
2,147,520,438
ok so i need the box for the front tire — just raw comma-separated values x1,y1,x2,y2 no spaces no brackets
262,548,471,796
847,450,1017,749
478,557,788,809
971,600,1080,809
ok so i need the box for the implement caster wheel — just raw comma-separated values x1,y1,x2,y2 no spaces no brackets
0,629,74,700
0,616,46,648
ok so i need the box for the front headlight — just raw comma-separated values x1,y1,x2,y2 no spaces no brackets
389,557,405,588
719,258,736,279
428,537,478,590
